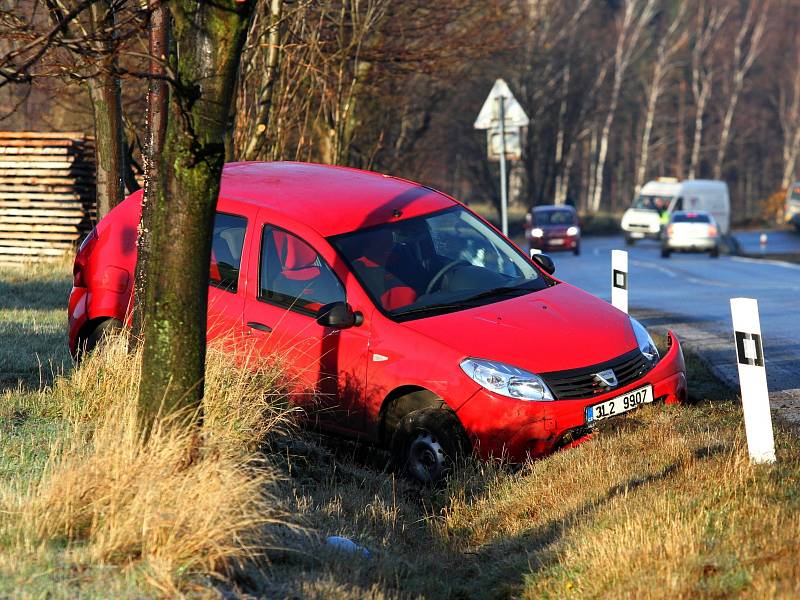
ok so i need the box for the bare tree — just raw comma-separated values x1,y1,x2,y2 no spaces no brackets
713,0,769,180
588,0,655,213
137,0,253,428
688,0,730,179
635,1,688,193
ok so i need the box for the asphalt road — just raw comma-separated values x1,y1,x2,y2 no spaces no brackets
549,234,800,423
734,229,800,254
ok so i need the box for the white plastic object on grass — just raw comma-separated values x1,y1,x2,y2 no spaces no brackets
325,535,372,558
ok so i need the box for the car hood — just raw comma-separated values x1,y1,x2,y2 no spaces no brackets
402,283,638,373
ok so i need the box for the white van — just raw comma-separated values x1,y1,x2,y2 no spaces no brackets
621,179,730,244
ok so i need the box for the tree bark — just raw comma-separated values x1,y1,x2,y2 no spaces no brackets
86,0,125,219
137,0,254,430
132,0,170,341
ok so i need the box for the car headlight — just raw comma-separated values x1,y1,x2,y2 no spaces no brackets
630,317,659,364
530,227,544,238
460,358,554,401
567,226,580,236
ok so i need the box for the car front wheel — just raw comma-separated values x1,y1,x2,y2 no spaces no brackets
391,407,469,485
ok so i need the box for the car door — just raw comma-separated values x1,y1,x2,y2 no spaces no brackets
206,202,257,349
241,215,371,435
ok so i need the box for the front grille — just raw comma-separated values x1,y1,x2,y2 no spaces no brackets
541,349,651,400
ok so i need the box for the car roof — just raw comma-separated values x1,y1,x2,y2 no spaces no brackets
219,162,456,237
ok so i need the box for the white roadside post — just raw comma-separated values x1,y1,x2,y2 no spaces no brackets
611,249,628,313
730,298,776,464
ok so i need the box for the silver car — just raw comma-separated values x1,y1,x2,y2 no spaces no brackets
661,210,720,258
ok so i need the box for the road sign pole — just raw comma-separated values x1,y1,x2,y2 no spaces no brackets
730,297,776,464
498,96,508,237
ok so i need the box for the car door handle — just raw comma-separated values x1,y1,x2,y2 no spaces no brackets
246,321,272,333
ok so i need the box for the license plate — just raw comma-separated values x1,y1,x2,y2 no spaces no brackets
631,232,645,238
549,238,564,245
585,384,653,423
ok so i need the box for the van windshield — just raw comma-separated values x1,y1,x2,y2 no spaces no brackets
330,206,551,320
633,195,673,211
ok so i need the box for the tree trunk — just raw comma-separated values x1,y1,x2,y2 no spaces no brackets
86,0,125,219
132,0,170,341
137,0,254,430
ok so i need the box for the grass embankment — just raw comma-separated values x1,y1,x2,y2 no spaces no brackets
2,262,800,598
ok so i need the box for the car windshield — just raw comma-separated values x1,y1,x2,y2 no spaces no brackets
672,212,711,223
633,195,673,211
534,209,575,225
330,206,550,320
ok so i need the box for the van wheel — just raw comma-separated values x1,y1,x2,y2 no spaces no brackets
661,247,671,258
78,318,123,358
391,408,469,485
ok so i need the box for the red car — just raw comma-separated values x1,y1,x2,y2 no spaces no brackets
69,162,687,483
525,205,581,255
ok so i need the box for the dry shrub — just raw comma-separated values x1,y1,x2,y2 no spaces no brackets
1,333,297,596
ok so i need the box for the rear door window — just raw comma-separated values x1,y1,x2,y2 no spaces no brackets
258,226,345,314
210,212,247,292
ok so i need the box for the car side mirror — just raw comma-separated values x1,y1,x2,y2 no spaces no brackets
531,252,556,275
316,302,363,329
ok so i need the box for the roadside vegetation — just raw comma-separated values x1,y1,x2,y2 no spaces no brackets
2,263,799,598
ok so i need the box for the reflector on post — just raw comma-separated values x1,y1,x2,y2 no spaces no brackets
730,297,776,464
611,249,628,313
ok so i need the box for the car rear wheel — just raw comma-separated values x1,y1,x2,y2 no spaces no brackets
573,243,581,256
710,246,719,258
661,247,671,258
391,407,469,485
625,235,635,246
77,318,123,359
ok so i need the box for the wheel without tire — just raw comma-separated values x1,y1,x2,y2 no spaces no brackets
391,407,469,485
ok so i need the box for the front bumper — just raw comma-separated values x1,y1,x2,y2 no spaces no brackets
530,235,579,251
456,331,687,461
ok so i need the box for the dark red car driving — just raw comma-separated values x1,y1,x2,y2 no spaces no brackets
525,205,581,255
69,163,686,483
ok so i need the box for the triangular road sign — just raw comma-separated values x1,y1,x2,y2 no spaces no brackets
474,79,529,130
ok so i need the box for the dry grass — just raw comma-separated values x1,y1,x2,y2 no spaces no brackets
0,335,297,597
2,261,800,598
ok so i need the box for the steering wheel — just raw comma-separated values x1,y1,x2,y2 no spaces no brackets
425,259,469,295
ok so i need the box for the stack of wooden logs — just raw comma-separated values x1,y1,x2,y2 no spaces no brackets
0,131,96,265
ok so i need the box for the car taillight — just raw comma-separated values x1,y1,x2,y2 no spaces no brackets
667,225,674,237
73,229,98,287
708,224,718,237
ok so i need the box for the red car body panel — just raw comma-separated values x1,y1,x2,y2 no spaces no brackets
68,162,687,462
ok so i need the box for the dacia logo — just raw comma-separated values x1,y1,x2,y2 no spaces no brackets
594,369,618,388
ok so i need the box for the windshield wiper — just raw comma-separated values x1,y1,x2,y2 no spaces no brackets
460,284,534,303
393,285,534,319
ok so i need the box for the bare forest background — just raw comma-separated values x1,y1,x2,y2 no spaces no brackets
2,0,799,225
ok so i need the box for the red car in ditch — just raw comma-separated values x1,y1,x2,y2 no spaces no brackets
68,162,687,483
